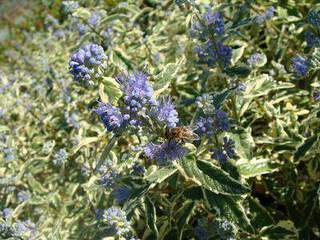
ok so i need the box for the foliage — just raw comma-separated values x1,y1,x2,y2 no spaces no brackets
0,0,320,239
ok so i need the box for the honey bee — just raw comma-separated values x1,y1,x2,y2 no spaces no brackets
165,126,199,143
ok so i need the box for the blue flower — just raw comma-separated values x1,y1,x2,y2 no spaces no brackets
292,56,309,77
103,207,131,237
88,11,102,26
53,149,68,166
113,186,131,204
76,23,88,35
195,117,214,136
99,171,118,189
117,71,155,127
95,102,124,132
2,208,13,219
153,98,179,128
132,163,145,174
144,140,187,165
95,209,105,220
214,110,230,132
196,94,214,114
307,9,320,28
69,44,107,85
305,31,320,48
211,137,236,164
247,53,263,66
231,80,246,92
17,191,30,202
255,6,275,23
195,40,232,68
265,6,275,18
211,149,228,164
203,9,224,36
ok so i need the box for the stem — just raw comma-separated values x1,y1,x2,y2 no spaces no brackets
95,134,119,171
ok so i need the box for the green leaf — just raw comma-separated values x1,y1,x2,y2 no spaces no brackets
294,135,318,161
176,200,196,240
244,75,294,99
154,61,182,97
183,187,204,200
110,49,133,70
124,184,155,219
73,137,99,154
175,157,250,195
231,45,246,65
144,196,159,239
248,197,275,229
72,7,91,19
204,190,254,232
101,77,122,103
225,65,251,78
238,158,280,178
259,221,298,239
212,87,235,109
146,167,177,184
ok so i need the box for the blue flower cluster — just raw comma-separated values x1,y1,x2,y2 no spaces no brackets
113,186,131,204
95,71,179,132
307,9,320,28
98,160,119,189
69,44,107,85
1,209,36,239
305,31,320,48
95,103,123,131
291,56,309,77
211,137,236,164
144,140,187,165
53,148,68,166
103,207,131,237
191,8,232,68
247,53,263,66
196,94,214,114
132,163,145,175
255,6,275,24
153,98,179,128
118,71,155,126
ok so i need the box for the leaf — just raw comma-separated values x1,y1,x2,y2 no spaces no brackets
231,45,246,65
146,167,177,184
253,53,267,67
259,221,298,239
244,75,294,99
183,187,204,200
154,61,182,97
144,196,159,239
72,7,91,19
176,201,196,240
110,48,133,70
124,184,155,219
73,137,99,154
101,77,122,103
294,135,318,161
212,87,235,109
204,190,254,232
248,197,275,229
174,157,250,195
225,65,251,78
238,158,280,178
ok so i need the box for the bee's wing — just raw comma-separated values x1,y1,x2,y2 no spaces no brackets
185,126,200,141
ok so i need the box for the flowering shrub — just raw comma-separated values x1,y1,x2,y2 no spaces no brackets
1,0,320,239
